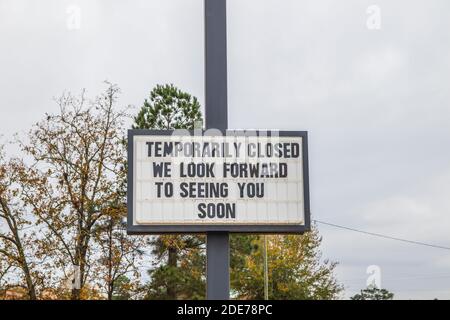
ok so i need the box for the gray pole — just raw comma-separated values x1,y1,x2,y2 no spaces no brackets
204,0,230,300
205,0,228,131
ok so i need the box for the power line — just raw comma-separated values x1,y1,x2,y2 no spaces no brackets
313,220,450,251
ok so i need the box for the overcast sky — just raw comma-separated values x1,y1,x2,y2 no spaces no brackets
1,0,450,299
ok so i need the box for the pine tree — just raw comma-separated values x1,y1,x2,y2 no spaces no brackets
133,84,202,130
134,84,205,300
351,285,394,300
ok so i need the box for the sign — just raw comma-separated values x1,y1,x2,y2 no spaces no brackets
127,130,310,234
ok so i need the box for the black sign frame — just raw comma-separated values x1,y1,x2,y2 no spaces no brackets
127,130,310,234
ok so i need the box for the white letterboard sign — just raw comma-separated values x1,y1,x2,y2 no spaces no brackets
127,130,310,234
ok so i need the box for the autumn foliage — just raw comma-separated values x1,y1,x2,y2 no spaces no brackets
0,83,342,300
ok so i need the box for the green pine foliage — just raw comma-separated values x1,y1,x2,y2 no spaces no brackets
133,84,202,130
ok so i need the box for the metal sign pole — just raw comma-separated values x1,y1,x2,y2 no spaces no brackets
204,0,230,300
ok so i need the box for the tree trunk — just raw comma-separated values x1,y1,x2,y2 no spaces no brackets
18,255,37,300
11,219,37,300
71,269,81,300
107,218,114,300
0,198,37,300
71,241,87,300
167,246,178,299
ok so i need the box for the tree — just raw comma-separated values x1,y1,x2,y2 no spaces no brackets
134,84,205,300
18,83,141,299
351,285,394,300
144,236,205,300
111,276,133,300
133,84,202,130
93,214,144,300
231,227,343,300
0,152,41,300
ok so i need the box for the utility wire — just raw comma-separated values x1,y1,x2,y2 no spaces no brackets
313,219,450,251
